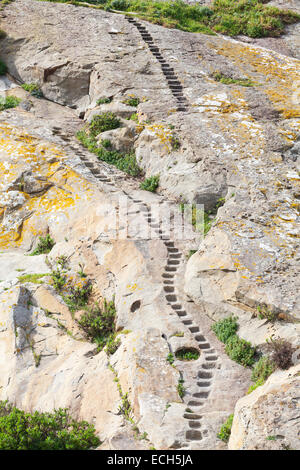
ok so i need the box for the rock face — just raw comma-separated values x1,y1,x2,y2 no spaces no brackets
0,0,299,450
229,364,300,450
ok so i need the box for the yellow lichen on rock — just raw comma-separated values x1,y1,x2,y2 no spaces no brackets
0,123,94,249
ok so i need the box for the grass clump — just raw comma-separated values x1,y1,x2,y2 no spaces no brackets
180,203,213,236
18,273,49,285
21,83,43,98
175,348,200,361
30,235,55,255
89,112,120,137
211,316,238,343
0,401,100,450
140,175,159,192
217,414,234,442
77,299,119,353
0,59,7,75
247,355,275,393
0,95,21,111
213,72,256,87
40,0,300,38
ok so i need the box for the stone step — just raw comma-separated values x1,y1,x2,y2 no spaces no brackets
206,355,218,361
186,401,204,408
183,412,202,420
198,342,210,350
177,310,187,317
198,371,213,379
193,391,210,399
171,304,182,310
163,286,175,293
188,421,201,429
189,326,200,333
165,294,177,302
197,381,211,387
186,430,202,441
202,363,217,370
195,334,205,342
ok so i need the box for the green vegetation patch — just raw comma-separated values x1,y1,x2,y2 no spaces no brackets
18,273,49,284
247,355,275,393
39,0,300,38
0,95,21,111
30,235,55,255
175,348,200,361
211,316,255,367
213,72,256,87
21,83,43,98
211,315,238,343
140,174,159,192
77,299,120,354
217,414,234,442
177,378,185,399
89,112,120,137
0,401,100,450
225,335,256,367
77,128,142,177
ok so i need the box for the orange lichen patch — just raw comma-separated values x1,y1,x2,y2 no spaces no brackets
0,122,95,249
212,40,300,123
145,123,174,153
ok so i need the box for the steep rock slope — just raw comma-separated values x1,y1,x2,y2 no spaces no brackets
0,0,299,450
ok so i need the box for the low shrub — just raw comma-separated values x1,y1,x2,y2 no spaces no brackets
211,316,238,343
217,414,233,442
247,355,275,393
251,355,275,383
30,235,55,255
0,95,21,111
89,112,120,137
123,95,140,107
96,97,112,105
225,335,256,367
140,175,159,192
267,338,293,370
77,129,142,177
0,401,100,450
21,83,43,98
77,299,118,352
63,279,93,313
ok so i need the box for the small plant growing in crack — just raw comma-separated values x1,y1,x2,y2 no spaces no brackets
30,235,55,255
140,175,159,192
177,378,185,399
166,352,175,365
217,414,234,443
77,263,87,278
96,96,113,105
21,83,43,98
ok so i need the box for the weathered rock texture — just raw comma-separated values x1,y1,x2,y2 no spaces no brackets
0,0,299,450
229,364,300,450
